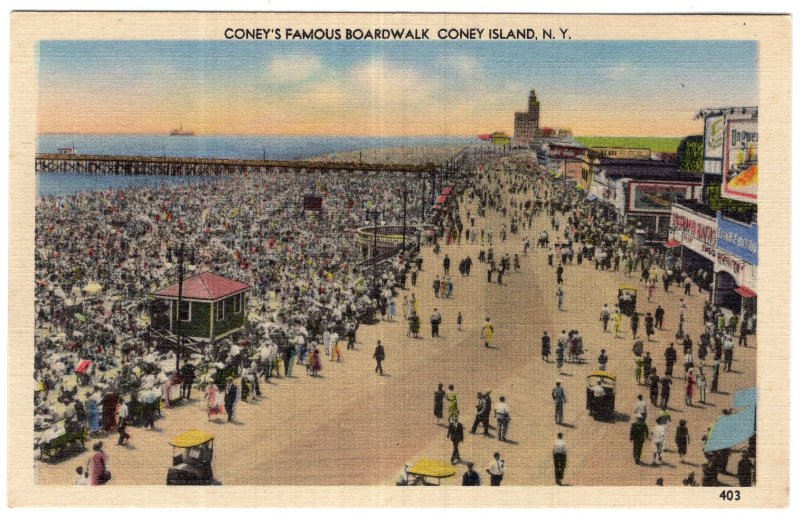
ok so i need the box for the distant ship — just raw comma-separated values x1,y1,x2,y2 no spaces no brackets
169,125,195,136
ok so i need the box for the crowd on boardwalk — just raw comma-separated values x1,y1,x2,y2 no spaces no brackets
34,169,431,481
34,149,756,488
416,153,755,487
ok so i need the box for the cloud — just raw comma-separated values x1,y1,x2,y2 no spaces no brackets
267,54,322,83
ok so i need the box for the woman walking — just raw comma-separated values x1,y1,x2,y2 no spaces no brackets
310,347,322,376
675,419,690,463
685,369,697,406
205,383,225,420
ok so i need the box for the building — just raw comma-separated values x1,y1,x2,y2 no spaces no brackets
151,271,251,340
589,158,702,240
514,90,540,146
666,106,758,315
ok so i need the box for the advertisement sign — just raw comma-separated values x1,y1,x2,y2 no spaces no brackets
703,114,725,175
671,207,717,259
704,115,725,159
549,144,584,159
721,116,758,202
717,213,758,265
716,248,757,290
626,182,694,214
593,147,651,160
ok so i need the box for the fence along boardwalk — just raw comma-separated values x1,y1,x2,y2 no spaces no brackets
35,153,438,176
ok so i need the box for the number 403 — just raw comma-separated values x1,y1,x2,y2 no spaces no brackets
720,490,741,501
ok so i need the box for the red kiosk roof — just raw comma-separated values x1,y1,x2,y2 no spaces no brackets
154,271,250,301
664,239,681,248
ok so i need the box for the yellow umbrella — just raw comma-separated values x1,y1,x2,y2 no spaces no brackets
82,282,103,295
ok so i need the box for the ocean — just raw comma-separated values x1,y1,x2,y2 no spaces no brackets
36,133,471,197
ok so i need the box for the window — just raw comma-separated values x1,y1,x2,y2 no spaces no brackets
233,293,242,313
216,300,225,321
177,301,191,322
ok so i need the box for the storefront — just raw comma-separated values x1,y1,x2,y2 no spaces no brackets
668,201,718,292
714,213,758,314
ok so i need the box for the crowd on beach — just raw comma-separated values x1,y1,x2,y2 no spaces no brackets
34,168,432,475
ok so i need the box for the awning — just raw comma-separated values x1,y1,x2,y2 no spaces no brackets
441,186,452,196
704,388,757,453
664,239,681,248
435,195,448,204
586,194,598,201
734,286,757,298
733,387,757,409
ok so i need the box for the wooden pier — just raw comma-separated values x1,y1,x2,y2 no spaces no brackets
35,153,438,176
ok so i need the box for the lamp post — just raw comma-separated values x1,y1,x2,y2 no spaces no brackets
401,183,408,249
174,242,185,372
365,208,384,286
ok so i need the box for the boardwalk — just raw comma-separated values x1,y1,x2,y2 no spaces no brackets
36,169,755,487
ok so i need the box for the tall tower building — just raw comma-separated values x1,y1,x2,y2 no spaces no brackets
514,89,540,146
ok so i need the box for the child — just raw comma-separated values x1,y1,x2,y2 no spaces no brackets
457,311,463,332
75,466,89,485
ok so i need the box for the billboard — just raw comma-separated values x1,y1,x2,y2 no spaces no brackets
626,181,694,214
717,213,758,265
721,116,758,203
703,114,725,175
670,206,717,260
593,147,651,160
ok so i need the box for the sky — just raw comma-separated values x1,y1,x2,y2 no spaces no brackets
37,40,758,137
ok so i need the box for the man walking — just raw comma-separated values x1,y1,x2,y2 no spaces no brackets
552,382,567,425
660,375,672,409
541,331,551,362
486,452,505,486
556,285,565,311
179,363,196,400
630,414,650,465
443,254,451,275
430,308,442,338
598,349,609,371
373,340,385,376
471,392,491,436
553,433,567,485
600,304,611,332
447,417,465,464
433,276,441,298
664,343,678,377
495,396,511,442
655,305,665,330
645,312,655,341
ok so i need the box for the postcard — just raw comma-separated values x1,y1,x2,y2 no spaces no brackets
8,11,791,507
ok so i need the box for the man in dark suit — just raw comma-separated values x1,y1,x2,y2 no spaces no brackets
224,379,238,422
447,419,465,464
462,462,481,486
179,363,196,400
373,340,385,375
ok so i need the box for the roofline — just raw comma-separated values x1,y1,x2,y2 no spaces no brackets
153,286,251,302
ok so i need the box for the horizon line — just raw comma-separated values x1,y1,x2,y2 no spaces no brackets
37,131,693,139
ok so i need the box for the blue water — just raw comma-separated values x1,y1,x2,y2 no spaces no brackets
37,134,472,161
36,133,472,196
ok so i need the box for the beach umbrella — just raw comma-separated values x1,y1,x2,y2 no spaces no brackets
82,282,103,295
